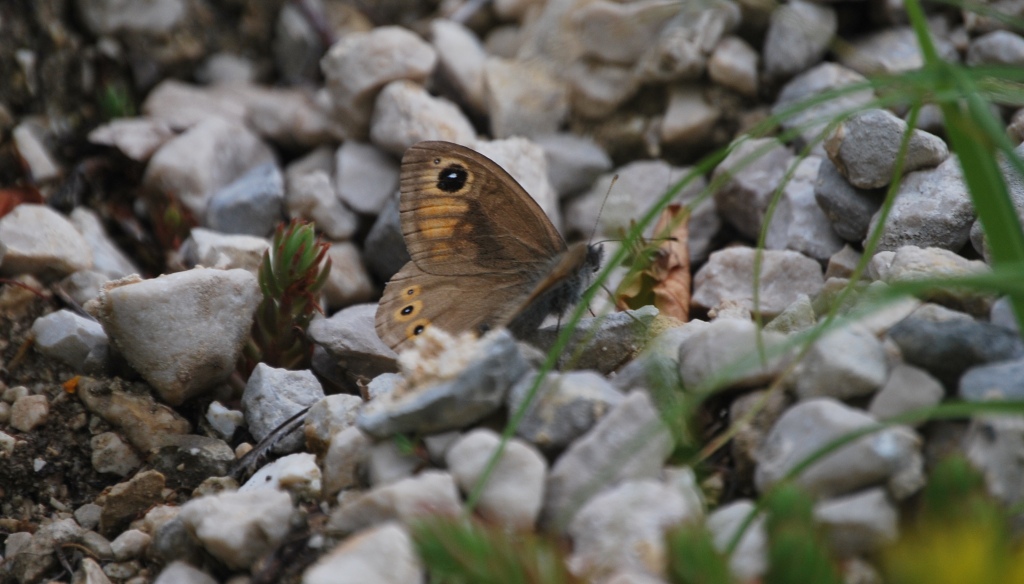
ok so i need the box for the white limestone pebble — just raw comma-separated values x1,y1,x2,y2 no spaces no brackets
178,489,294,570
0,205,93,278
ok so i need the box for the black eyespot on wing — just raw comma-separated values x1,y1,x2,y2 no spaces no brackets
414,324,425,335
477,323,491,335
401,306,414,315
437,165,468,192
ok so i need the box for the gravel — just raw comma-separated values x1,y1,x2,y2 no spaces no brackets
1,2,1021,583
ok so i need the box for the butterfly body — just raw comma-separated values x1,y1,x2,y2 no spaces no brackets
375,141,602,352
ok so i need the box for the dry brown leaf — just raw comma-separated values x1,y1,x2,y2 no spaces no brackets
615,204,691,320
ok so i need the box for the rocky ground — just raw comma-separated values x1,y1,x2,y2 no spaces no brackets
2,0,1024,583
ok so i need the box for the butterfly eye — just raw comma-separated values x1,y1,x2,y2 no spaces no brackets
436,165,468,192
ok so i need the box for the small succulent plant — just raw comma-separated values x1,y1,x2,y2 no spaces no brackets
241,219,331,376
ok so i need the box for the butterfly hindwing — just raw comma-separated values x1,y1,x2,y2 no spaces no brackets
375,261,533,352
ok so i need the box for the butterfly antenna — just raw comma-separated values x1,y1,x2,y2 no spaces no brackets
588,174,618,245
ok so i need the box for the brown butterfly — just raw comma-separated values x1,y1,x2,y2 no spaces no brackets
375,141,603,352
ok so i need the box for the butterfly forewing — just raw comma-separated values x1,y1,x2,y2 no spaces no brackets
399,141,566,277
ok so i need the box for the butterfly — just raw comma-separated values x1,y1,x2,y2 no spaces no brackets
375,141,603,352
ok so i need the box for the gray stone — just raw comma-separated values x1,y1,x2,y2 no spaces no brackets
367,440,421,487
369,81,476,156
967,414,1024,506
991,296,1019,332
70,208,139,279
0,204,93,278
335,141,399,216
814,488,899,556
322,26,437,140
149,435,234,490
485,57,568,139
31,309,109,372
12,121,60,182
660,84,721,149
508,370,625,451
205,401,244,440
309,304,399,392
91,431,142,476
143,116,276,219
839,26,959,75
614,320,706,393
302,523,423,584
969,30,1024,65
889,317,1024,389
764,156,845,261
8,518,85,584
141,80,246,130
566,59,639,120
793,325,889,401
100,469,166,536
242,364,325,452
216,84,343,149
825,245,864,281
76,377,192,453
762,0,836,82
868,157,976,252
755,398,922,498
431,19,488,115
825,109,948,190
357,330,530,437
10,394,49,432
322,242,375,311
960,357,1024,402
773,63,876,155
303,393,364,456
110,529,151,562
321,426,372,497
76,557,113,584
707,500,767,582
178,489,294,570
534,133,613,198
206,162,285,237
94,269,261,405
633,2,740,83
527,306,659,374
567,478,703,580
881,246,993,316
178,228,269,275
364,194,408,281
59,270,111,306
679,318,792,391
196,52,257,85
692,247,825,318
869,364,945,423
814,158,885,243
543,391,674,531
240,452,322,499
75,503,103,530
153,561,217,584
328,470,461,534
765,294,816,335
730,389,792,480
446,429,548,530
712,137,793,241
284,169,358,242
708,36,758,97
574,0,679,64
77,0,186,35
